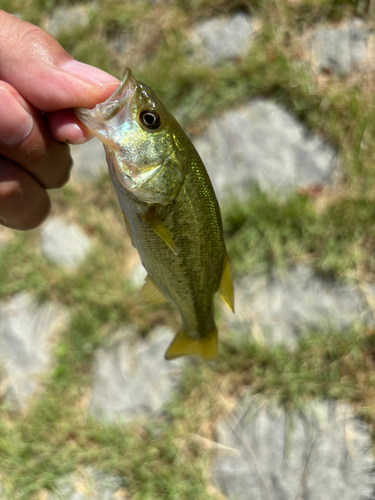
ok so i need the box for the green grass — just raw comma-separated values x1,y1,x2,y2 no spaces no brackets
223,188,375,278
218,327,375,404
1,0,375,497
2,323,375,498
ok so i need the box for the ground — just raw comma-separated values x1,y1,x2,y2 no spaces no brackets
2,1,375,499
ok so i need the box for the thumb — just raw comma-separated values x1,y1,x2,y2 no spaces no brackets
0,10,119,112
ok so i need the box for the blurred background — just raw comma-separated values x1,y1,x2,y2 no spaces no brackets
1,0,375,498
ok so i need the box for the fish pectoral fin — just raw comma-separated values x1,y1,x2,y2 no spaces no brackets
140,208,178,256
124,217,134,245
218,253,234,312
115,209,126,227
140,274,168,305
165,327,217,361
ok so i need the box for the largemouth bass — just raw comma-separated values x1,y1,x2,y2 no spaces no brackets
75,68,234,360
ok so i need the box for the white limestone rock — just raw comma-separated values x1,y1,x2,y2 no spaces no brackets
70,139,107,184
45,4,94,38
129,261,148,289
89,326,183,422
211,394,375,500
0,292,69,409
192,99,337,204
40,216,92,269
307,19,369,77
189,13,254,65
224,265,375,348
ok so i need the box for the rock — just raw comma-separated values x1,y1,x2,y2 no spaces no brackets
0,292,69,409
70,139,108,184
129,261,148,289
47,468,127,499
211,394,375,500
40,216,92,269
89,326,183,422
189,12,254,65
224,265,374,347
192,99,337,204
307,19,369,77
45,4,93,38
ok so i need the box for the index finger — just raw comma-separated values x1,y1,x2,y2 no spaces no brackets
0,10,119,112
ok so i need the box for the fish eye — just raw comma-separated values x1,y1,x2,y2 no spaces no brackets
140,109,162,130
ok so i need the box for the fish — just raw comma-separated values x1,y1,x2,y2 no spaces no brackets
75,67,234,361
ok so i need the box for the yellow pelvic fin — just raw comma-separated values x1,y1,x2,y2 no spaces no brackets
140,274,167,305
140,208,178,256
218,253,234,312
165,327,217,361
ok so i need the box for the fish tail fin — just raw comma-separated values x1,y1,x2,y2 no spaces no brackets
165,327,217,361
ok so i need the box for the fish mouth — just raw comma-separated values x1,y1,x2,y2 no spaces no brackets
75,67,137,133
97,67,137,121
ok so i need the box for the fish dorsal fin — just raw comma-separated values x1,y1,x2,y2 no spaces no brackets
165,327,217,361
218,253,234,312
140,208,178,255
140,274,167,305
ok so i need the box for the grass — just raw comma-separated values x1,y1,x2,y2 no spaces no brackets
223,188,375,278
218,327,375,404
1,0,375,497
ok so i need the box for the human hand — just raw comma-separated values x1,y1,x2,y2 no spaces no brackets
0,10,119,230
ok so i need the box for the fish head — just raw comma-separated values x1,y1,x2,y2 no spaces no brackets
75,68,186,205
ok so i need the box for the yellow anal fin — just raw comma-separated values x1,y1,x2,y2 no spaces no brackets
140,207,178,256
165,327,217,361
140,274,167,305
218,253,234,312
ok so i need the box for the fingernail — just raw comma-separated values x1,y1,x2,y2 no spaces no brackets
62,60,119,86
0,88,33,145
61,122,92,144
